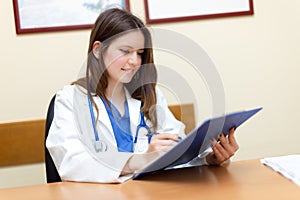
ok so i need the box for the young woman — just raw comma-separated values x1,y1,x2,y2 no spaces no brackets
46,8,239,183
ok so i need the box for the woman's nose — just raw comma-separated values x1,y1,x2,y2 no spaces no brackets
128,52,140,66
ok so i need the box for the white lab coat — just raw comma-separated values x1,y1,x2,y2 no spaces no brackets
47,84,194,183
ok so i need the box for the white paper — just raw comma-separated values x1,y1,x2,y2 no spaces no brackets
260,154,300,186
148,0,251,19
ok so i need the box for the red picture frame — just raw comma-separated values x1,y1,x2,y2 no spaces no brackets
13,0,130,34
144,0,254,24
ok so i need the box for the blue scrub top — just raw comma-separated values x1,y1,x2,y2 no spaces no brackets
102,98,133,152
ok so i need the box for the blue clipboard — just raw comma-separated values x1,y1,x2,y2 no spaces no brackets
133,107,262,180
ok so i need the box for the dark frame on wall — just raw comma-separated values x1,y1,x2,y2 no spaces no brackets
12,0,130,34
144,0,254,24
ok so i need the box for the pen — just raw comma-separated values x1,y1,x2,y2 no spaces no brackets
147,128,182,142
146,128,174,137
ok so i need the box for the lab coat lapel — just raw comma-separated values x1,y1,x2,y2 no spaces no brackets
93,96,114,136
125,90,141,137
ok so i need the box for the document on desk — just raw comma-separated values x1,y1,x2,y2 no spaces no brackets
133,107,262,180
261,154,300,186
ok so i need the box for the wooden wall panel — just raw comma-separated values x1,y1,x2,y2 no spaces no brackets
0,104,194,167
0,120,45,167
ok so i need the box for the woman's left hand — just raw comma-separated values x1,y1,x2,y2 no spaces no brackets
205,127,239,165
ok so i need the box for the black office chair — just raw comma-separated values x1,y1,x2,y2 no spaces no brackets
44,95,62,183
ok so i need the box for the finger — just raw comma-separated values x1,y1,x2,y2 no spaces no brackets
217,142,230,158
150,135,177,147
212,144,228,163
150,140,177,153
228,129,239,151
158,139,176,146
155,133,180,142
210,138,218,147
218,133,228,144
218,134,235,156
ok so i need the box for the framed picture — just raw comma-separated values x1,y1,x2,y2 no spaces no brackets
144,0,254,24
13,0,130,34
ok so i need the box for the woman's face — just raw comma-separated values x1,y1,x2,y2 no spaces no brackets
104,30,145,85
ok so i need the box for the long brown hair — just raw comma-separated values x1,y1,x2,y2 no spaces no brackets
74,8,157,128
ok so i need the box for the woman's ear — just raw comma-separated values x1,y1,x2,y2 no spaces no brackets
92,41,101,59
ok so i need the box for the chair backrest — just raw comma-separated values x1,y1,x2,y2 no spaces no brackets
168,103,195,134
44,95,62,183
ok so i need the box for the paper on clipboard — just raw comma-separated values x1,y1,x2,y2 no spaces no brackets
133,107,262,180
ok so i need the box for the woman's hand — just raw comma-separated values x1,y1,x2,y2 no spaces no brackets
206,127,239,165
122,133,179,175
146,133,180,153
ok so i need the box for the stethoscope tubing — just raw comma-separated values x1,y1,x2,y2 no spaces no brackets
88,95,153,147
88,95,100,142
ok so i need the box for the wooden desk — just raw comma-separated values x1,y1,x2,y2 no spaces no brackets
0,159,299,200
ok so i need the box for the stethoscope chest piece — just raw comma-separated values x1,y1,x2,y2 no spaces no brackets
94,140,108,152
134,126,150,153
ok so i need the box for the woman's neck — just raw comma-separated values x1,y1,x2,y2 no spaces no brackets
105,81,126,115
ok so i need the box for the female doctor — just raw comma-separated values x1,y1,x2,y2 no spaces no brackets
46,8,239,183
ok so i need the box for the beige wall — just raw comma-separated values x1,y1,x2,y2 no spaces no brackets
0,0,300,186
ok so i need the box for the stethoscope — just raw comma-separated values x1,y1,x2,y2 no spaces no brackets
88,95,154,153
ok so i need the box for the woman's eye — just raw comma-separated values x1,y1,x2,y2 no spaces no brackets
120,49,130,54
137,50,144,55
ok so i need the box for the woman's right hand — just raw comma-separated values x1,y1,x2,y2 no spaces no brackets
146,133,180,153
122,133,180,175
